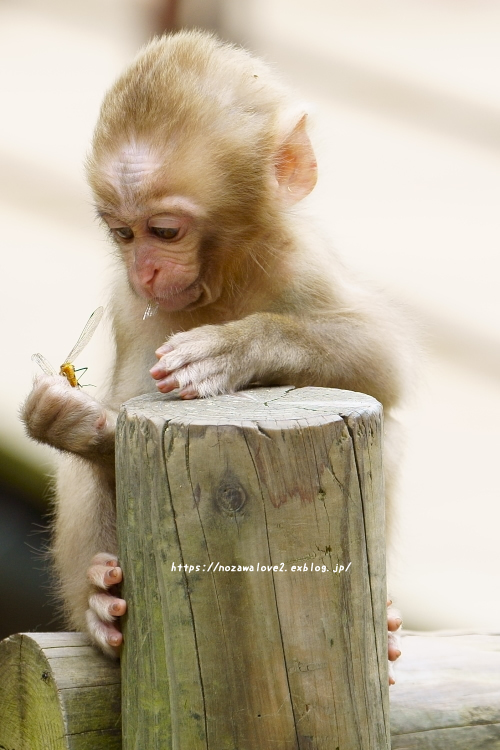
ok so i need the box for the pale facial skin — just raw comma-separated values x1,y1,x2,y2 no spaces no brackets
101,197,206,313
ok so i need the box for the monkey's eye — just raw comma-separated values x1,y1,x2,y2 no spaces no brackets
113,227,134,241
150,227,180,241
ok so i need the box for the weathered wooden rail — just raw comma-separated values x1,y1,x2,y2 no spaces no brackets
1,387,498,749
0,631,121,749
2,630,499,749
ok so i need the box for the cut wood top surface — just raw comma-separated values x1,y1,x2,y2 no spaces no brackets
120,385,381,425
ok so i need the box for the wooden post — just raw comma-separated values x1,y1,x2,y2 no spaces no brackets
116,385,390,750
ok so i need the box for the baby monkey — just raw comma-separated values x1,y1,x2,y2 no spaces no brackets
22,31,406,679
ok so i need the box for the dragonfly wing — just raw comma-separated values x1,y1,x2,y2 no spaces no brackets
143,301,159,320
31,352,57,376
64,306,104,364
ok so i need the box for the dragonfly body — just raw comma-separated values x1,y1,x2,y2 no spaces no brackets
60,362,79,387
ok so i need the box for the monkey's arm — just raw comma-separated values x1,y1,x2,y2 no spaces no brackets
52,457,124,658
151,310,406,410
21,375,116,461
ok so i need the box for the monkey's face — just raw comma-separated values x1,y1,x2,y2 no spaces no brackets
92,136,272,314
93,140,219,313
101,197,209,313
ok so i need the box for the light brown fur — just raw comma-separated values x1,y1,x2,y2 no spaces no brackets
21,31,411,656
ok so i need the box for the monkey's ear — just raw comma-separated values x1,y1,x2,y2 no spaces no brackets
274,114,318,206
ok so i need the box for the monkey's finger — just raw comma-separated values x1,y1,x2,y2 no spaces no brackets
178,386,199,399
90,552,119,568
151,344,181,376
86,609,122,658
388,661,396,686
154,335,221,373
388,631,401,662
87,563,122,589
89,592,127,623
155,343,174,358
150,362,171,379
388,608,402,632
154,376,179,393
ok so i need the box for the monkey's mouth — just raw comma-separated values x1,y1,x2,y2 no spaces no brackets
147,278,205,312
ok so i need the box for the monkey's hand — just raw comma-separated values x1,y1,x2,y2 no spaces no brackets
21,375,116,459
86,553,126,658
150,318,303,398
388,599,402,685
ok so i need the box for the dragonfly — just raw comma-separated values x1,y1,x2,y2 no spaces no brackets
31,307,104,388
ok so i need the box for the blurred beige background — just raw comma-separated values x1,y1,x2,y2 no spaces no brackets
1,0,499,632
